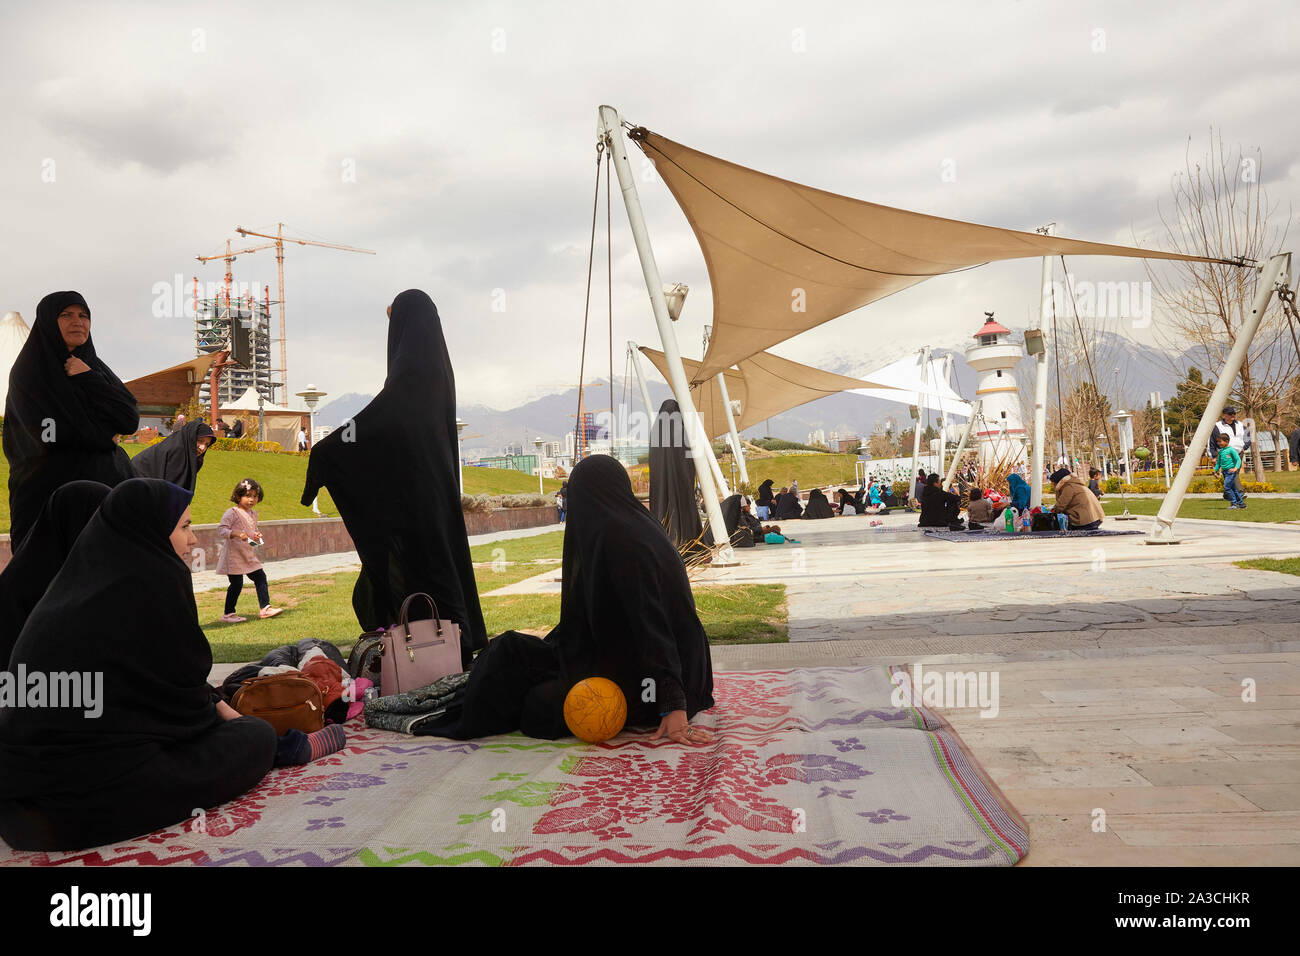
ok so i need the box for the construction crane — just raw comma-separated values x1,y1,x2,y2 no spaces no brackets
195,238,279,307
234,223,376,407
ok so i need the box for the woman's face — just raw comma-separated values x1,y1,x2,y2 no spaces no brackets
169,507,197,563
57,305,91,350
196,437,213,456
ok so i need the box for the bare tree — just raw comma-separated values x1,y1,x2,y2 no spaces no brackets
1144,130,1294,480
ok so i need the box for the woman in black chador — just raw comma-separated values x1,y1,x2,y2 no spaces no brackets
802,488,835,519
0,479,276,851
428,454,715,747
648,398,707,555
3,291,138,547
0,480,110,667
301,290,486,667
131,420,216,490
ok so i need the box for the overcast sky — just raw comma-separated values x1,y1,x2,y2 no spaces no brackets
2,0,1296,410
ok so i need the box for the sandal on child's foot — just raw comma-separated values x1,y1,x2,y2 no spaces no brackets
220,613,247,624
259,605,283,619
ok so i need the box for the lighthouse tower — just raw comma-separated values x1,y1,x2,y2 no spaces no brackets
964,312,1026,468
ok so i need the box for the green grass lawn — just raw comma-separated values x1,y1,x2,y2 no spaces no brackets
199,559,787,663
1100,497,1300,523
1234,557,1300,575
0,447,561,533
718,452,862,493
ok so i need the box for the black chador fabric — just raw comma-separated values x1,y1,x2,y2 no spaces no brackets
756,479,775,507
300,290,486,667
3,291,138,547
648,398,707,552
773,491,803,519
425,455,716,740
740,508,765,543
918,484,961,527
720,493,755,548
0,478,276,851
836,489,857,514
0,480,110,668
130,421,214,490
803,488,835,519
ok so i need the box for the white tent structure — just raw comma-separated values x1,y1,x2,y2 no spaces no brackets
1,311,32,416
223,387,309,450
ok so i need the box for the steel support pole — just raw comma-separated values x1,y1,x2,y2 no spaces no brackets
1148,253,1290,543
598,106,734,560
1031,229,1053,508
943,400,982,491
716,372,749,486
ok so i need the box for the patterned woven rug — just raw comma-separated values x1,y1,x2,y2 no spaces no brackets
925,528,1144,542
0,666,1027,867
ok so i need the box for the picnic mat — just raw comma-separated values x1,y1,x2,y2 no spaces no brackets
0,666,1027,867
925,527,1145,542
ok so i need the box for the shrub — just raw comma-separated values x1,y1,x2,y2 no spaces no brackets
891,479,910,499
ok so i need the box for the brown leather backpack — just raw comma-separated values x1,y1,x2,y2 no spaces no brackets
231,673,325,735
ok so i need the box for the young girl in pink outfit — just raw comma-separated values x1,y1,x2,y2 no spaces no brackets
217,478,282,623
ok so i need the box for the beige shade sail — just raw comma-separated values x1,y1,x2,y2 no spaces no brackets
640,346,970,438
630,128,1236,382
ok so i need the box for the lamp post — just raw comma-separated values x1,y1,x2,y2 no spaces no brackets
533,436,545,495
1113,408,1135,520
456,419,467,494
295,384,327,515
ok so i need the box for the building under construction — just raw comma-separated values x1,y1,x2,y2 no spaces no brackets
193,282,280,408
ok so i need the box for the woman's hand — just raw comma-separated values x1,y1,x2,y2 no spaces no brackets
64,356,91,376
651,710,713,746
216,700,241,721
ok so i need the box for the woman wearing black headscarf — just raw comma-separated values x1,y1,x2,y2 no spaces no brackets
755,478,775,519
301,290,486,667
720,493,755,548
649,398,707,554
0,478,277,851
3,291,138,547
802,488,835,519
835,488,858,515
130,420,215,490
0,480,110,667
426,455,715,746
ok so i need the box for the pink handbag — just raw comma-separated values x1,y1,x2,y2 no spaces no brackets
379,593,463,695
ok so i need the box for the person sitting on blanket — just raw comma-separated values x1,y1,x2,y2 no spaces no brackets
1050,467,1105,530
739,497,766,543
836,488,858,515
964,487,1004,529
918,473,964,530
762,524,799,544
417,454,716,747
802,488,835,519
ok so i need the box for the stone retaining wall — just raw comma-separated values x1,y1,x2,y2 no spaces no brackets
0,506,560,572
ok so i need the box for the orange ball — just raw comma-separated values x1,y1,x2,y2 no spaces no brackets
563,677,628,743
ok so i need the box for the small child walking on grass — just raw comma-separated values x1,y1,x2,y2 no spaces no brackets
1213,432,1246,510
217,478,284,622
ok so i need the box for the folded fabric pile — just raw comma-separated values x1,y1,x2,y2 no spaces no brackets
363,671,471,735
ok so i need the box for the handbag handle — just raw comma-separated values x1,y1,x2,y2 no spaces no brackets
396,592,444,639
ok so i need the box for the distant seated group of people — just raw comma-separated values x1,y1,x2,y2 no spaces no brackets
915,467,1105,532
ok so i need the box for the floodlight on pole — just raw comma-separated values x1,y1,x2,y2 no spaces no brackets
533,436,546,494
296,384,327,513
663,283,689,321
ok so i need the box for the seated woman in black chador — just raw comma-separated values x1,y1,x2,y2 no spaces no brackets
0,480,110,667
427,455,715,747
0,478,277,851
131,420,216,490
3,291,138,547
802,488,835,519
773,487,803,519
917,473,964,529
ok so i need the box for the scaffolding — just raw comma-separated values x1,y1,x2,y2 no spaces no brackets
193,279,280,409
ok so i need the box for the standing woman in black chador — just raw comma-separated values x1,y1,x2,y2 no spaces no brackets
648,398,707,556
301,290,486,666
3,291,138,547
131,420,216,490
0,479,277,851
426,454,715,746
